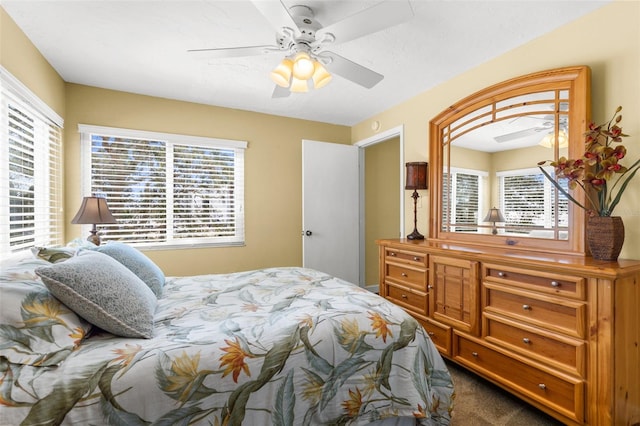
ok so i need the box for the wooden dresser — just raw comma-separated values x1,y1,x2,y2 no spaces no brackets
377,238,640,425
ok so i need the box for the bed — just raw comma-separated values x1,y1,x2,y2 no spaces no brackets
0,244,454,425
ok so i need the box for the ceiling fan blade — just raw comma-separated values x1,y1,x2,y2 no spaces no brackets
188,45,279,59
251,0,299,34
319,51,384,89
494,127,547,143
317,0,413,44
272,85,290,98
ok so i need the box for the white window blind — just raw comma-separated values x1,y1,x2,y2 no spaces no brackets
78,125,246,248
454,173,480,226
498,167,569,230
442,168,486,232
1,67,64,258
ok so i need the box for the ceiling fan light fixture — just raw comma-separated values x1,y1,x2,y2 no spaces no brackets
290,76,309,93
270,58,293,88
292,52,315,80
539,129,569,148
312,61,332,89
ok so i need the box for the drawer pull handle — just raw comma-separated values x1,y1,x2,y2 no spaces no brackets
522,338,531,344
401,272,408,277
428,331,435,336
413,256,420,261
538,383,547,390
427,285,433,290
550,281,560,288
390,252,396,257
522,304,531,310
497,272,506,278
401,294,408,299
471,351,479,357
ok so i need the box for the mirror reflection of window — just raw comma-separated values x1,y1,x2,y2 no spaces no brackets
442,168,487,233
441,89,572,239
498,167,569,240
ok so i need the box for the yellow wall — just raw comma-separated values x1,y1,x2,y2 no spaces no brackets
3,1,640,266
1,7,350,276
352,1,640,260
64,85,350,276
0,8,65,116
365,137,400,286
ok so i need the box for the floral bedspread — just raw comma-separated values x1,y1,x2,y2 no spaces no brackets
1,267,453,425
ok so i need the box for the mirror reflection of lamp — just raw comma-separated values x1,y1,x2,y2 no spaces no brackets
71,196,117,246
483,207,505,235
405,162,428,240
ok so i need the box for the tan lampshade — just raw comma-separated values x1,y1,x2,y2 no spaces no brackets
71,196,117,224
270,54,332,93
270,58,293,88
312,61,332,89
405,162,428,190
71,196,117,246
290,76,309,93
483,207,505,223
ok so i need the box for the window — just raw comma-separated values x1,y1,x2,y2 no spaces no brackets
78,125,247,248
498,167,568,233
1,67,64,258
442,168,487,232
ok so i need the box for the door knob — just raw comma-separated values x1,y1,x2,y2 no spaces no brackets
304,230,313,236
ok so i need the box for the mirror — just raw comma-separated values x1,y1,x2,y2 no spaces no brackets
429,66,591,255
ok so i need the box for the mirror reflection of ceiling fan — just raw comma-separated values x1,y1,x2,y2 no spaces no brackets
494,115,568,144
188,1,414,97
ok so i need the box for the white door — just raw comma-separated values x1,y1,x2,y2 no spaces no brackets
302,140,360,285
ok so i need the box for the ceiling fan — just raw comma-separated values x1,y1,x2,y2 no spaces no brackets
494,103,570,143
493,122,553,143
188,0,414,97
494,114,567,143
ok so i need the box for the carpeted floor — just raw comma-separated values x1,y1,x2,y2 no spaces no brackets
446,360,564,425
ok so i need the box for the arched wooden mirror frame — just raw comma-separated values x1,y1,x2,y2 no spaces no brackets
429,66,591,255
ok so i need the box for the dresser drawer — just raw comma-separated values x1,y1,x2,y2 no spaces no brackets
454,333,584,423
483,283,587,339
417,317,452,356
483,263,585,300
386,283,427,314
483,313,586,375
385,247,428,267
385,263,428,291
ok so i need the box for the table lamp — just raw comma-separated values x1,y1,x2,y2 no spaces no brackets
71,196,117,245
405,162,428,240
484,207,505,235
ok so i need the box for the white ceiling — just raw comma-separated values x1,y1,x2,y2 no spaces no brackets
2,0,608,126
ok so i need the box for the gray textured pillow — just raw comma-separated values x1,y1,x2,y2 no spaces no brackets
96,242,165,297
35,251,157,338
